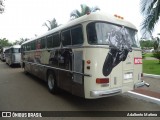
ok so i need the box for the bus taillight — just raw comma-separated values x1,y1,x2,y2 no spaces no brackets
86,60,91,64
96,78,109,84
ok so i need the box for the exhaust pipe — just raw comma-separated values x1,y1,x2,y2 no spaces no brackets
144,82,150,87
134,81,150,88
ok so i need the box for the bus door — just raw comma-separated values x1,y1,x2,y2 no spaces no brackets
33,40,42,78
122,52,134,86
58,49,73,92
71,50,84,97
103,51,134,89
109,52,134,89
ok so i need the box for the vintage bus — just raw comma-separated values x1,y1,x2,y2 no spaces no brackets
21,12,149,99
5,45,21,66
0,47,10,61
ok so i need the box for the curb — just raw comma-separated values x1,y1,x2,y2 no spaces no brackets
144,73,160,79
127,91,160,105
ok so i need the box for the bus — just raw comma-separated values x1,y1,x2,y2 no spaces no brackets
21,12,149,99
0,47,10,62
5,45,21,66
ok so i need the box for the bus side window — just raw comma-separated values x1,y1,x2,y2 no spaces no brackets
26,43,29,51
26,43,28,51
41,37,46,49
87,23,97,44
53,33,60,47
21,46,24,52
19,48,21,53
31,41,36,50
47,36,53,48
71,26,83,45
61,30,71,46
24,45,27,51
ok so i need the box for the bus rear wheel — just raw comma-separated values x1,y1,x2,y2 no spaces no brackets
9,61,12,67
23,64,28,74
47,71,58,94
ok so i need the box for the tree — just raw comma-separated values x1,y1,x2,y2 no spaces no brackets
42,18,58,31
153,37,160,50
0,38,12,49
13,38,29,45
0,0,5,14
152,37,160,63
140,0,160,38
70,4,100,19
140,40,154,49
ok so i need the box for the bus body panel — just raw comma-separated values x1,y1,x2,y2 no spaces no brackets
23,48,86,97
83,47,143,99
0,47,9,61
5,45,21,66
21,12,147,99
48,48,85,97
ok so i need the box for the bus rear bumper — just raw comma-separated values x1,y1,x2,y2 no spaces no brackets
90,88,122,98
134,81,150,88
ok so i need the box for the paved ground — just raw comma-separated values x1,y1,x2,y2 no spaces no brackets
132,76,160,98
0,61,159,120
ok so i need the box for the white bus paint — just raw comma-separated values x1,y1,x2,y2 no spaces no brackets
21,12,149,99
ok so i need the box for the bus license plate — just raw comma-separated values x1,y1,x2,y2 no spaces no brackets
124,73,133,80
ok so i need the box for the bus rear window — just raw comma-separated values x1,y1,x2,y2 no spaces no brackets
87,22,140,48
12,48,21,53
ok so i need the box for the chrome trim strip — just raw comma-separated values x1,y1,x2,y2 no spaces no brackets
90,88,122,97
22,46,110,53
23,61,91,77
22,45,141,52
62,45,110,49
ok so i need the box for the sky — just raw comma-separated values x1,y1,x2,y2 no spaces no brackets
0,0,159,43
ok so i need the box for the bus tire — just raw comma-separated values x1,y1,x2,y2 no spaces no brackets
9,61,12,67
24,64,28,74
47,71,58,94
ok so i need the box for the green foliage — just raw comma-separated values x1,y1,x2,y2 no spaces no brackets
144,53,154,57
142,53,146,59
70,4,100,19
42,18,58,31
153,37,160,50
140,0,160,37
0,38,12,49
153,50,160,63
140,40,154,48
0,0,5,14
143,60,160,75
13,38,29,45
152,37,160,62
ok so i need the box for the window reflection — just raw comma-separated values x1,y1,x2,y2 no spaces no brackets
87,22,139,48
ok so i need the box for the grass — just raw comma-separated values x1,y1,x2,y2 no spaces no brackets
144,53,154,57
143,60,160,75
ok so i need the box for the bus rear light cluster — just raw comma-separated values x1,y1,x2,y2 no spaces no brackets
86,60,91,64
86,60,91,70
96,78,109,84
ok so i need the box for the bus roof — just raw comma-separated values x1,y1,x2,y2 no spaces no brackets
7,45,21,49
22,12,137,45
2,46,10,50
